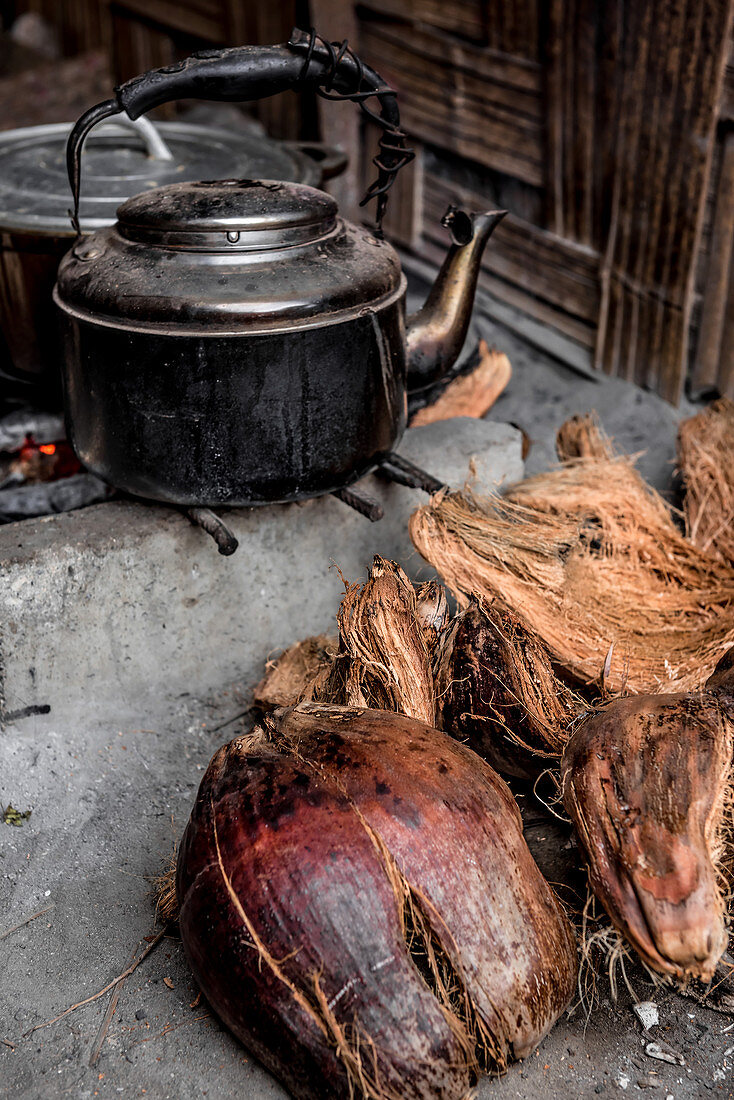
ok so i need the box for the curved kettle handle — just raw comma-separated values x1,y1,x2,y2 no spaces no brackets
66,28,413,237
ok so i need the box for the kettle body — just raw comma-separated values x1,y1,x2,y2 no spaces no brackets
55,302,407,506
55,179,407,505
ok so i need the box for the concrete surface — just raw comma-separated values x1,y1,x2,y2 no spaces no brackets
3,695,731,1100
484,323,697,496
0,418,522,726
2,336,731,1100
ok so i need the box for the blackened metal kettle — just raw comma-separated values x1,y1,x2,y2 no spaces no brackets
54,29,505,508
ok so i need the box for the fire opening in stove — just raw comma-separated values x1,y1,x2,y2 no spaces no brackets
0,402,111,524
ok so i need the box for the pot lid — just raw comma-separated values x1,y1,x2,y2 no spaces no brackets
0,119,321,236
117,179,338,250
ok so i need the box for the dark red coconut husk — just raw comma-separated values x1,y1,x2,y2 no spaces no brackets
561,651,734,984
176,703,578,1099
434,596,582,780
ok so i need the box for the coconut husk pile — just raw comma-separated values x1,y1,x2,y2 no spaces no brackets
159,401,734,1096
409,454,734,696
677,396,734,566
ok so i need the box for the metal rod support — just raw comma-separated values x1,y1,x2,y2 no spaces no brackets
185,507,239,555
332,485,384,521
377,452,445,494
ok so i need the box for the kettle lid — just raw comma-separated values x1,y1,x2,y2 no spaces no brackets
56,176,405,334
117,178,338,250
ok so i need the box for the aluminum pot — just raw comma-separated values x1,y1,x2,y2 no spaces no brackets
54,30,504,508
0,114,345,397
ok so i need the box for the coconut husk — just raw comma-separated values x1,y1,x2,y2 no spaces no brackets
253,634,337,711
173,702,578,1098
678,397,734,566
561,669,734,984
434,597,583,779
414,579,450,657
317,556,437,725
409,340,511,427
556,412,616,463
410,458,734,694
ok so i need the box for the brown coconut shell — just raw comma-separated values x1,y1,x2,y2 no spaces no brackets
253,633,337,711
409,341,511,427
677,396,734,566
561,662,734,983
434,597,581,779
176,703,578,1099
317,557,437,725
410,460,734,694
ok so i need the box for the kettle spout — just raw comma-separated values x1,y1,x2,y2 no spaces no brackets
406,207,507,393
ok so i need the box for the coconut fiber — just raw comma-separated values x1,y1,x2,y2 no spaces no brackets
677,396,734,567
409,458,734,695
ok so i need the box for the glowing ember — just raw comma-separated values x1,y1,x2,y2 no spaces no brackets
14,437,82,482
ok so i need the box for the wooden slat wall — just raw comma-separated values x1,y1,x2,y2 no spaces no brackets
364,0,489,43
595,0,733,402
351,0,734,402
422,172,600,346
722,38,734,120
14,0,734,401
545,0,621,249
361,20,545,186
16,0,112,54
355,1,603,369
13,1,306,139
691,131,734,397
224,3,306,141
366,0,540,55
111,0,227,43
691,30,734,399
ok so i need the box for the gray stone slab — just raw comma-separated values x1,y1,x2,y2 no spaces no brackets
0,418,522,727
